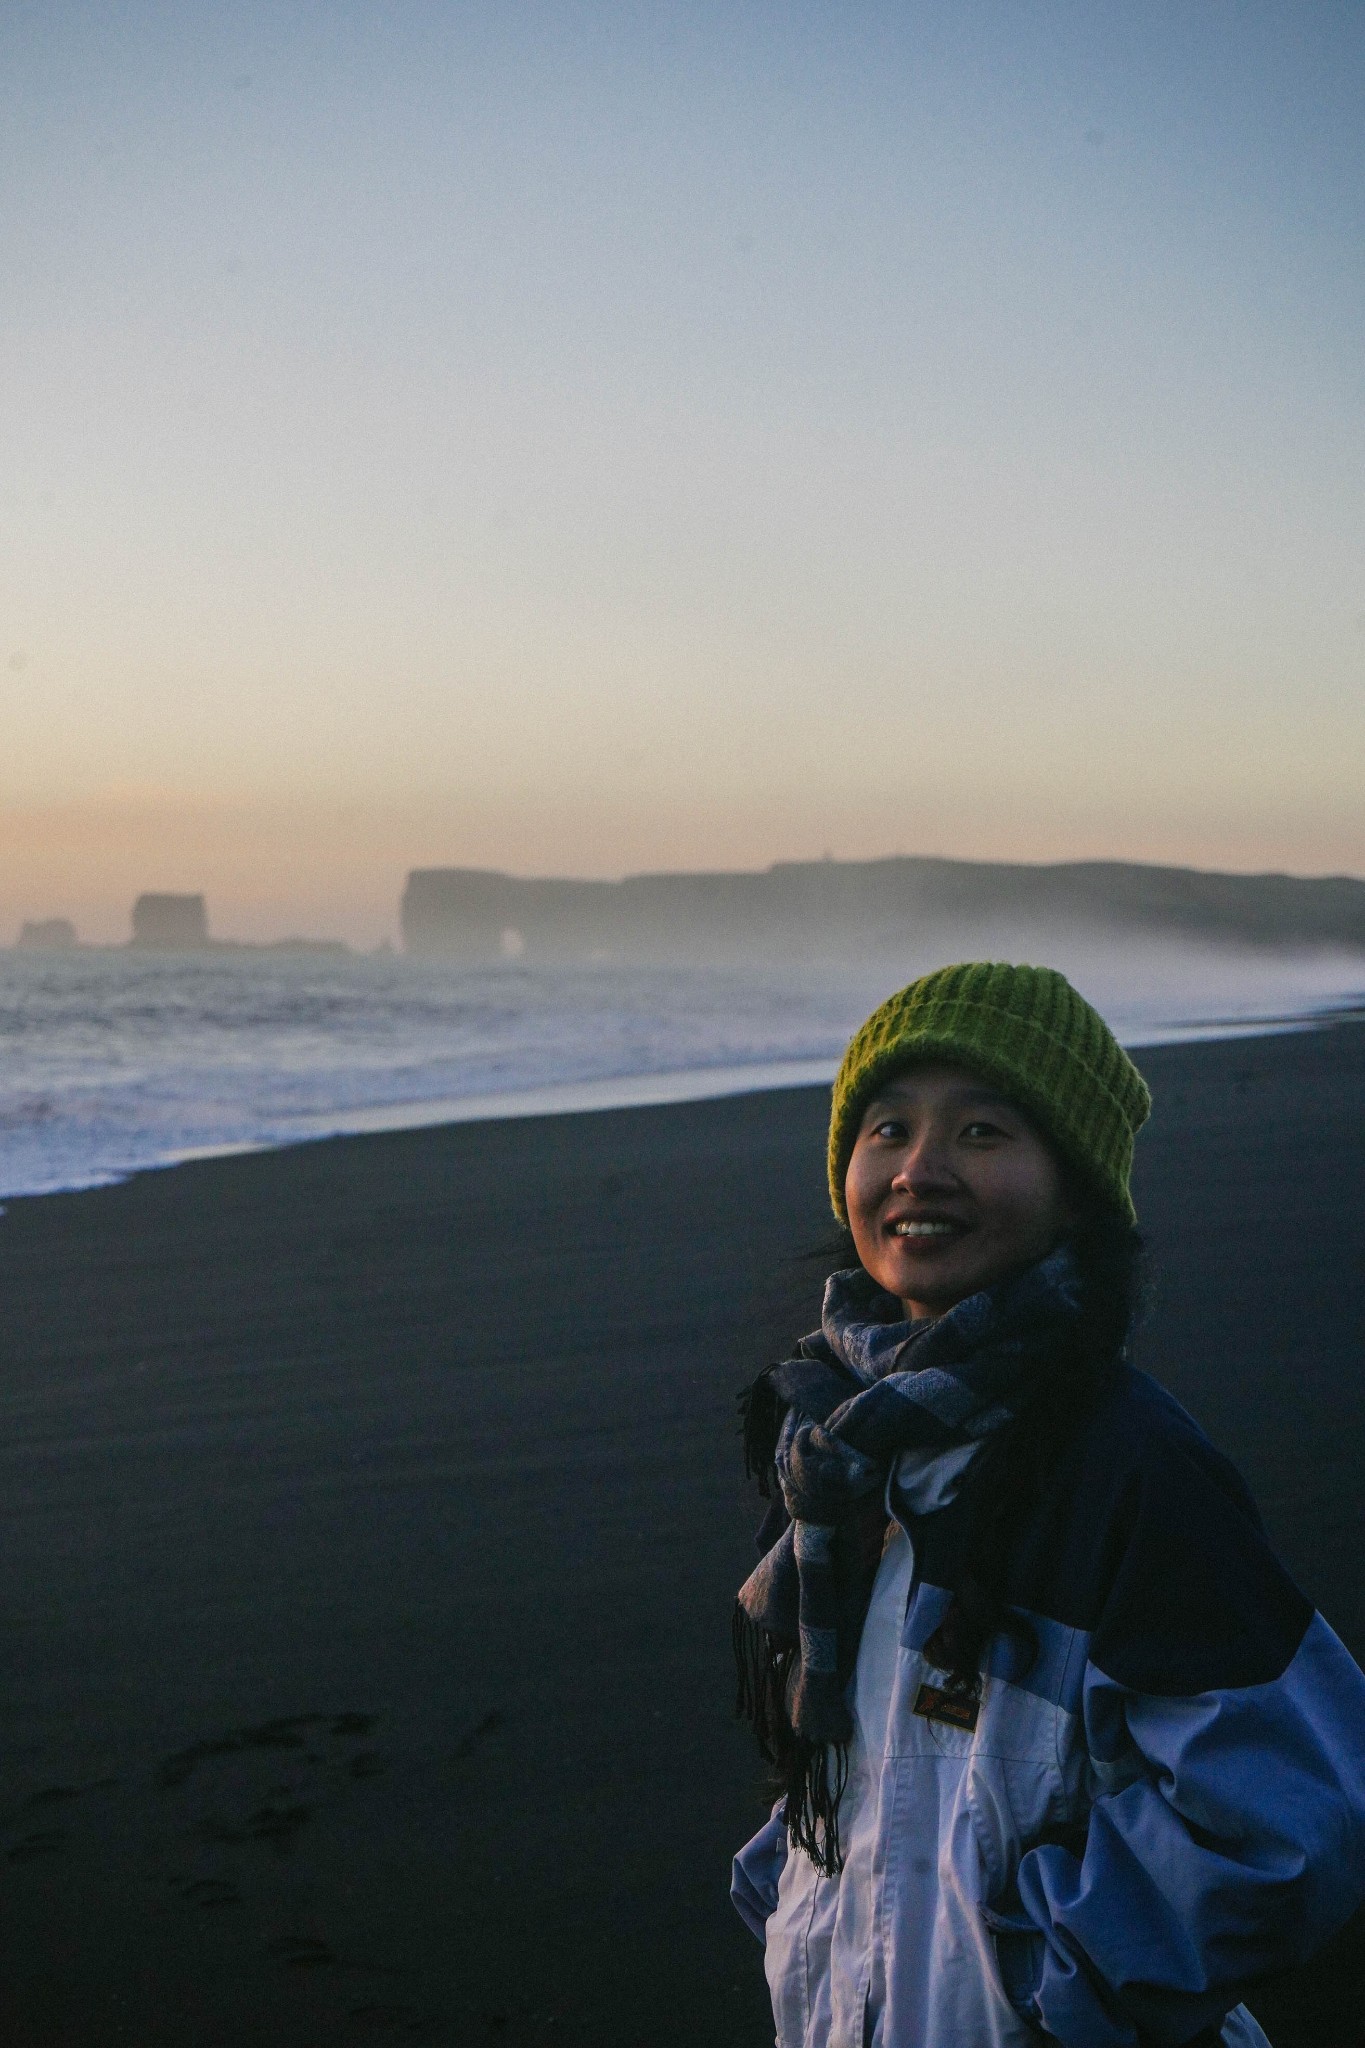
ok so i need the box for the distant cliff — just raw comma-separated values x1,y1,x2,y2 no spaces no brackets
401,858,1365,963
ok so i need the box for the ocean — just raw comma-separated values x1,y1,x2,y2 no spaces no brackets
0,938,1360,1200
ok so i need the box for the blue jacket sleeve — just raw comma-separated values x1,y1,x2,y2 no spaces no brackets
996,1410,1365,2048
731,1806,788,1942
1012,1614,1365,2045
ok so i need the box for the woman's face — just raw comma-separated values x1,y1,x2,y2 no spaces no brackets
844,1062,1073,1320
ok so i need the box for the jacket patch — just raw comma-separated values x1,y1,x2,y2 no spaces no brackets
913,1679,980,1731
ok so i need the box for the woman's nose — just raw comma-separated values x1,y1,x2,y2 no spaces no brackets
891,1136,957,1193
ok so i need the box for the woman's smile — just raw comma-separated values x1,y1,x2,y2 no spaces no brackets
887,1215,966,1238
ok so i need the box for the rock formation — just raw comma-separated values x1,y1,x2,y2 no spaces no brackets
130,894,210,950
400,857,1365,964
16,918,78,950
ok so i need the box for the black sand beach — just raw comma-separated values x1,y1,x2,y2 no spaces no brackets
1,1022,1363,2047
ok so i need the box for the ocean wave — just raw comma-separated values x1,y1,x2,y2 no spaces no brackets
0,941,1359,1200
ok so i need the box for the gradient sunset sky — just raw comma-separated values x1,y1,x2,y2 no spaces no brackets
4,1,1363,942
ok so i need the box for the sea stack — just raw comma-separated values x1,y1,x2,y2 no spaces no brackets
130,893,210,950
17,918,78,950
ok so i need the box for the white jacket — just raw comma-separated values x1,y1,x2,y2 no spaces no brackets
732,1372,1365,2048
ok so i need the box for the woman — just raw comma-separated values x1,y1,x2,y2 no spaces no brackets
731,962,1365,2048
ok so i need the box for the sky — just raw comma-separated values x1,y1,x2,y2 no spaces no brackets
3,1,1363,944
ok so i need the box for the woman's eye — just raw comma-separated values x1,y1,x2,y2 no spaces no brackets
873,1119,906,1140
962,1120,1005,1140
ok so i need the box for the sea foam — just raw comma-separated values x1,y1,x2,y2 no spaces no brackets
0,937,1359,1199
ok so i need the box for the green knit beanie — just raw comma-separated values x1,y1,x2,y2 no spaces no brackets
828,962,1151,1227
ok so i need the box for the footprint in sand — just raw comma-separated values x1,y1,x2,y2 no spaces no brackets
157,1712,376,1790
6,1830,66,1862
0,1777,120,1871
348,2005,432,2035
266,1933,336,1969
450,1709,506,1761
156,1710,382,1862
24,1778,118,1809
177,1876,242,1908
330,1713,377,1738
245,1799,314,1846
191,1798,315,1851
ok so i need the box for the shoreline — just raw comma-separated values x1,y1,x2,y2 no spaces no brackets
7,1001,1361,1208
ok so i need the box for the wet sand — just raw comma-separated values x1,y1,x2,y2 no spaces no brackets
0,1021,1362,2046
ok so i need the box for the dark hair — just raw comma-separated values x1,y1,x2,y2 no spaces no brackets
919,1196,1144,1683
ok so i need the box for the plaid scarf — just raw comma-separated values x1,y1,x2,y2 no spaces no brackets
734,1245,1082,1868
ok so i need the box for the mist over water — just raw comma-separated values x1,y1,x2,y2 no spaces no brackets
0,933,1359,1200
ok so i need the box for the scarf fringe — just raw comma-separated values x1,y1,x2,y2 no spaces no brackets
732,1599,789,1757
738,1369,783,1493
732,1600,850,1876
786,1738,848,1874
